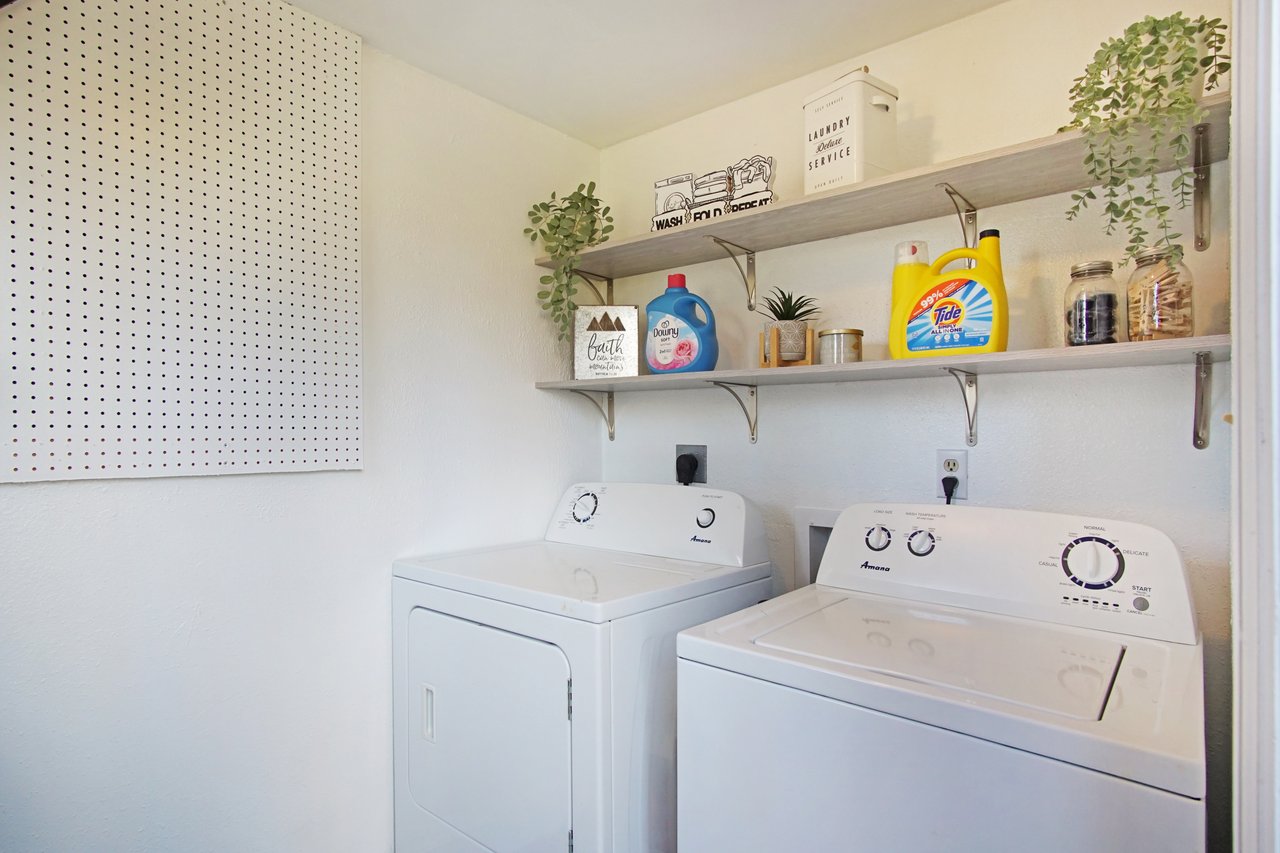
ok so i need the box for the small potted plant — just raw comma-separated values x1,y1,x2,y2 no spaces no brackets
1062,13,1230,261
524,182,615,340
759,287,820,363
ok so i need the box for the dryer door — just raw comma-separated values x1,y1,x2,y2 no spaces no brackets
407,608,572,851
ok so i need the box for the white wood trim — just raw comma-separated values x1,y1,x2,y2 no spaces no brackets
1232,0,1280,850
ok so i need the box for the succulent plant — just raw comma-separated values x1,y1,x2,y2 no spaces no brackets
758,287,820,322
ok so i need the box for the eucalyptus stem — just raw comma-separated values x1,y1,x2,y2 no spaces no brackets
1062,13,1229,263
524,182,615,340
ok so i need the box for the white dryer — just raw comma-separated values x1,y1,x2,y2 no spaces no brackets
678,503,1205,853
393,482,773,853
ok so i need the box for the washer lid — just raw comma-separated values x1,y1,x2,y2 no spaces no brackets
678,585,1206,798
394,542,771,623
754,595,1124,720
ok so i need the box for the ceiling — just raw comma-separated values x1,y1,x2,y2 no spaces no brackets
288,0,1010,148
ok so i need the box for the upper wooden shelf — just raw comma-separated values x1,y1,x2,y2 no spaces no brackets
537,93,1231,281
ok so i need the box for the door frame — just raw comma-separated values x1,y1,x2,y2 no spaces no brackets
1231,0,1279,849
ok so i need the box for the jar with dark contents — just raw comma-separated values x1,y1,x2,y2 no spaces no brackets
1064,260,1124,346
1127,246,1194,340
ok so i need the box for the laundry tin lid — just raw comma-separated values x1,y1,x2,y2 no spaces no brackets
804,68,899,106
818,328,864,337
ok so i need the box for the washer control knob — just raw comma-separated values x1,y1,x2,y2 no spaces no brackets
865,526,892,551
907,529,936,557
571,492,598,523
696,508,716,529
1061,536,1125,590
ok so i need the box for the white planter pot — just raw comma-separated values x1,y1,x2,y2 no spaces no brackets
771,320,809,361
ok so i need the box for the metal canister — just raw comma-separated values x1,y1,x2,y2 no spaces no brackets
817,328,864,364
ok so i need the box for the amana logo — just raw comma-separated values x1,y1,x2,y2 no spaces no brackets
690,535,711,544
860,560,891,572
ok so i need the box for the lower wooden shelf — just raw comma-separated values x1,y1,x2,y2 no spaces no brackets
537,335,1230,447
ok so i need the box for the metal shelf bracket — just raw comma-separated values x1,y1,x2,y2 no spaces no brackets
1193,123,1211,251
938,182,979,260
945,368,979,446
707,236,758,311
710,381,759,443
575,270,615,305
567,390,615,441
1193,351,1212,449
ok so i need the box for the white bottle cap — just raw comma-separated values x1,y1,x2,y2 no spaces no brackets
896,240,929,265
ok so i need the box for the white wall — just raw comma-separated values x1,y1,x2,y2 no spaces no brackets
0,47,599,852
599,0,1235,847
0,1,1240,850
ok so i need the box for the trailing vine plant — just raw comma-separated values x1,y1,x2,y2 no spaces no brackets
524,182,614,340
1062,13,1229,261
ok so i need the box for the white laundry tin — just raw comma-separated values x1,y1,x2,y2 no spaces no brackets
803,69,898,195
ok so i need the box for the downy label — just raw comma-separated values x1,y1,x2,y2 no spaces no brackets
647,312,700,370
905,278,994,352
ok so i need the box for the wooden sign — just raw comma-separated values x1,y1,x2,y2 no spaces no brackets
574,306,639,379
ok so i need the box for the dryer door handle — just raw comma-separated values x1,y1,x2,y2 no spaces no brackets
422,683,436,742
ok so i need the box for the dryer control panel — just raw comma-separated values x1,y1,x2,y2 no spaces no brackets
818,504,1197,644
545,482,769,568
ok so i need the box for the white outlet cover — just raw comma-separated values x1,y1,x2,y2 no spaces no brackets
936,449,969,500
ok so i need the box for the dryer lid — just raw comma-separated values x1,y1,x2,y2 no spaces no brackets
394,542,771,623
753,595,1124,720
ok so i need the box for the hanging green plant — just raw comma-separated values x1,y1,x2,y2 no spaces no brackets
524,182,614,340
1062,13,1229,261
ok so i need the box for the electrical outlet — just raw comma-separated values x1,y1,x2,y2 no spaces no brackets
675,444,708,484
936,449,968,500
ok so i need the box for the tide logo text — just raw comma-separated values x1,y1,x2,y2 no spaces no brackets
932,299,964,326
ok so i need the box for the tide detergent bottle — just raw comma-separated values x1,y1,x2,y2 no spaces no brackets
646,273,718,373
889,229,1008,359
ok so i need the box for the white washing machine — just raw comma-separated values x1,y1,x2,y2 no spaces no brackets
392,482,773,853
678,503,1205,852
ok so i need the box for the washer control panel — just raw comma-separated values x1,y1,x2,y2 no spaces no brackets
817,503,1197,644
544,482,768,568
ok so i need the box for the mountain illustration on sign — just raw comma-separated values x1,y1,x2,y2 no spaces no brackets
586,312,626,332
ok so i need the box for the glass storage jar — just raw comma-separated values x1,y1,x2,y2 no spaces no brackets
1064,260,1124,346
817,328,863,364
1127,246,1194,340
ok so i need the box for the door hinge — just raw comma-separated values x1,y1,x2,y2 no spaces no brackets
568,829,574,852
567,679,573,720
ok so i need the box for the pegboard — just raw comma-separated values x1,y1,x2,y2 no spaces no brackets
4,0,361,481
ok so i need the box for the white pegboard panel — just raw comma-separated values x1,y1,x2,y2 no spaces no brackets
4,0,361,481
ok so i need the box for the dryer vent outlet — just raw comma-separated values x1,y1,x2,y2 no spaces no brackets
675,444,708,485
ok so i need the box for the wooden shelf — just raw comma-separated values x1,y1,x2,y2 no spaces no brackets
537,93,1231,281
537,336,1229,392
540,337,1228,447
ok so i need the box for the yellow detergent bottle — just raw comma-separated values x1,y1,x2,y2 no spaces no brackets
889,229,1008,359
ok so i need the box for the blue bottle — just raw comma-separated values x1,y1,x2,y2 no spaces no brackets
645,273,718,373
